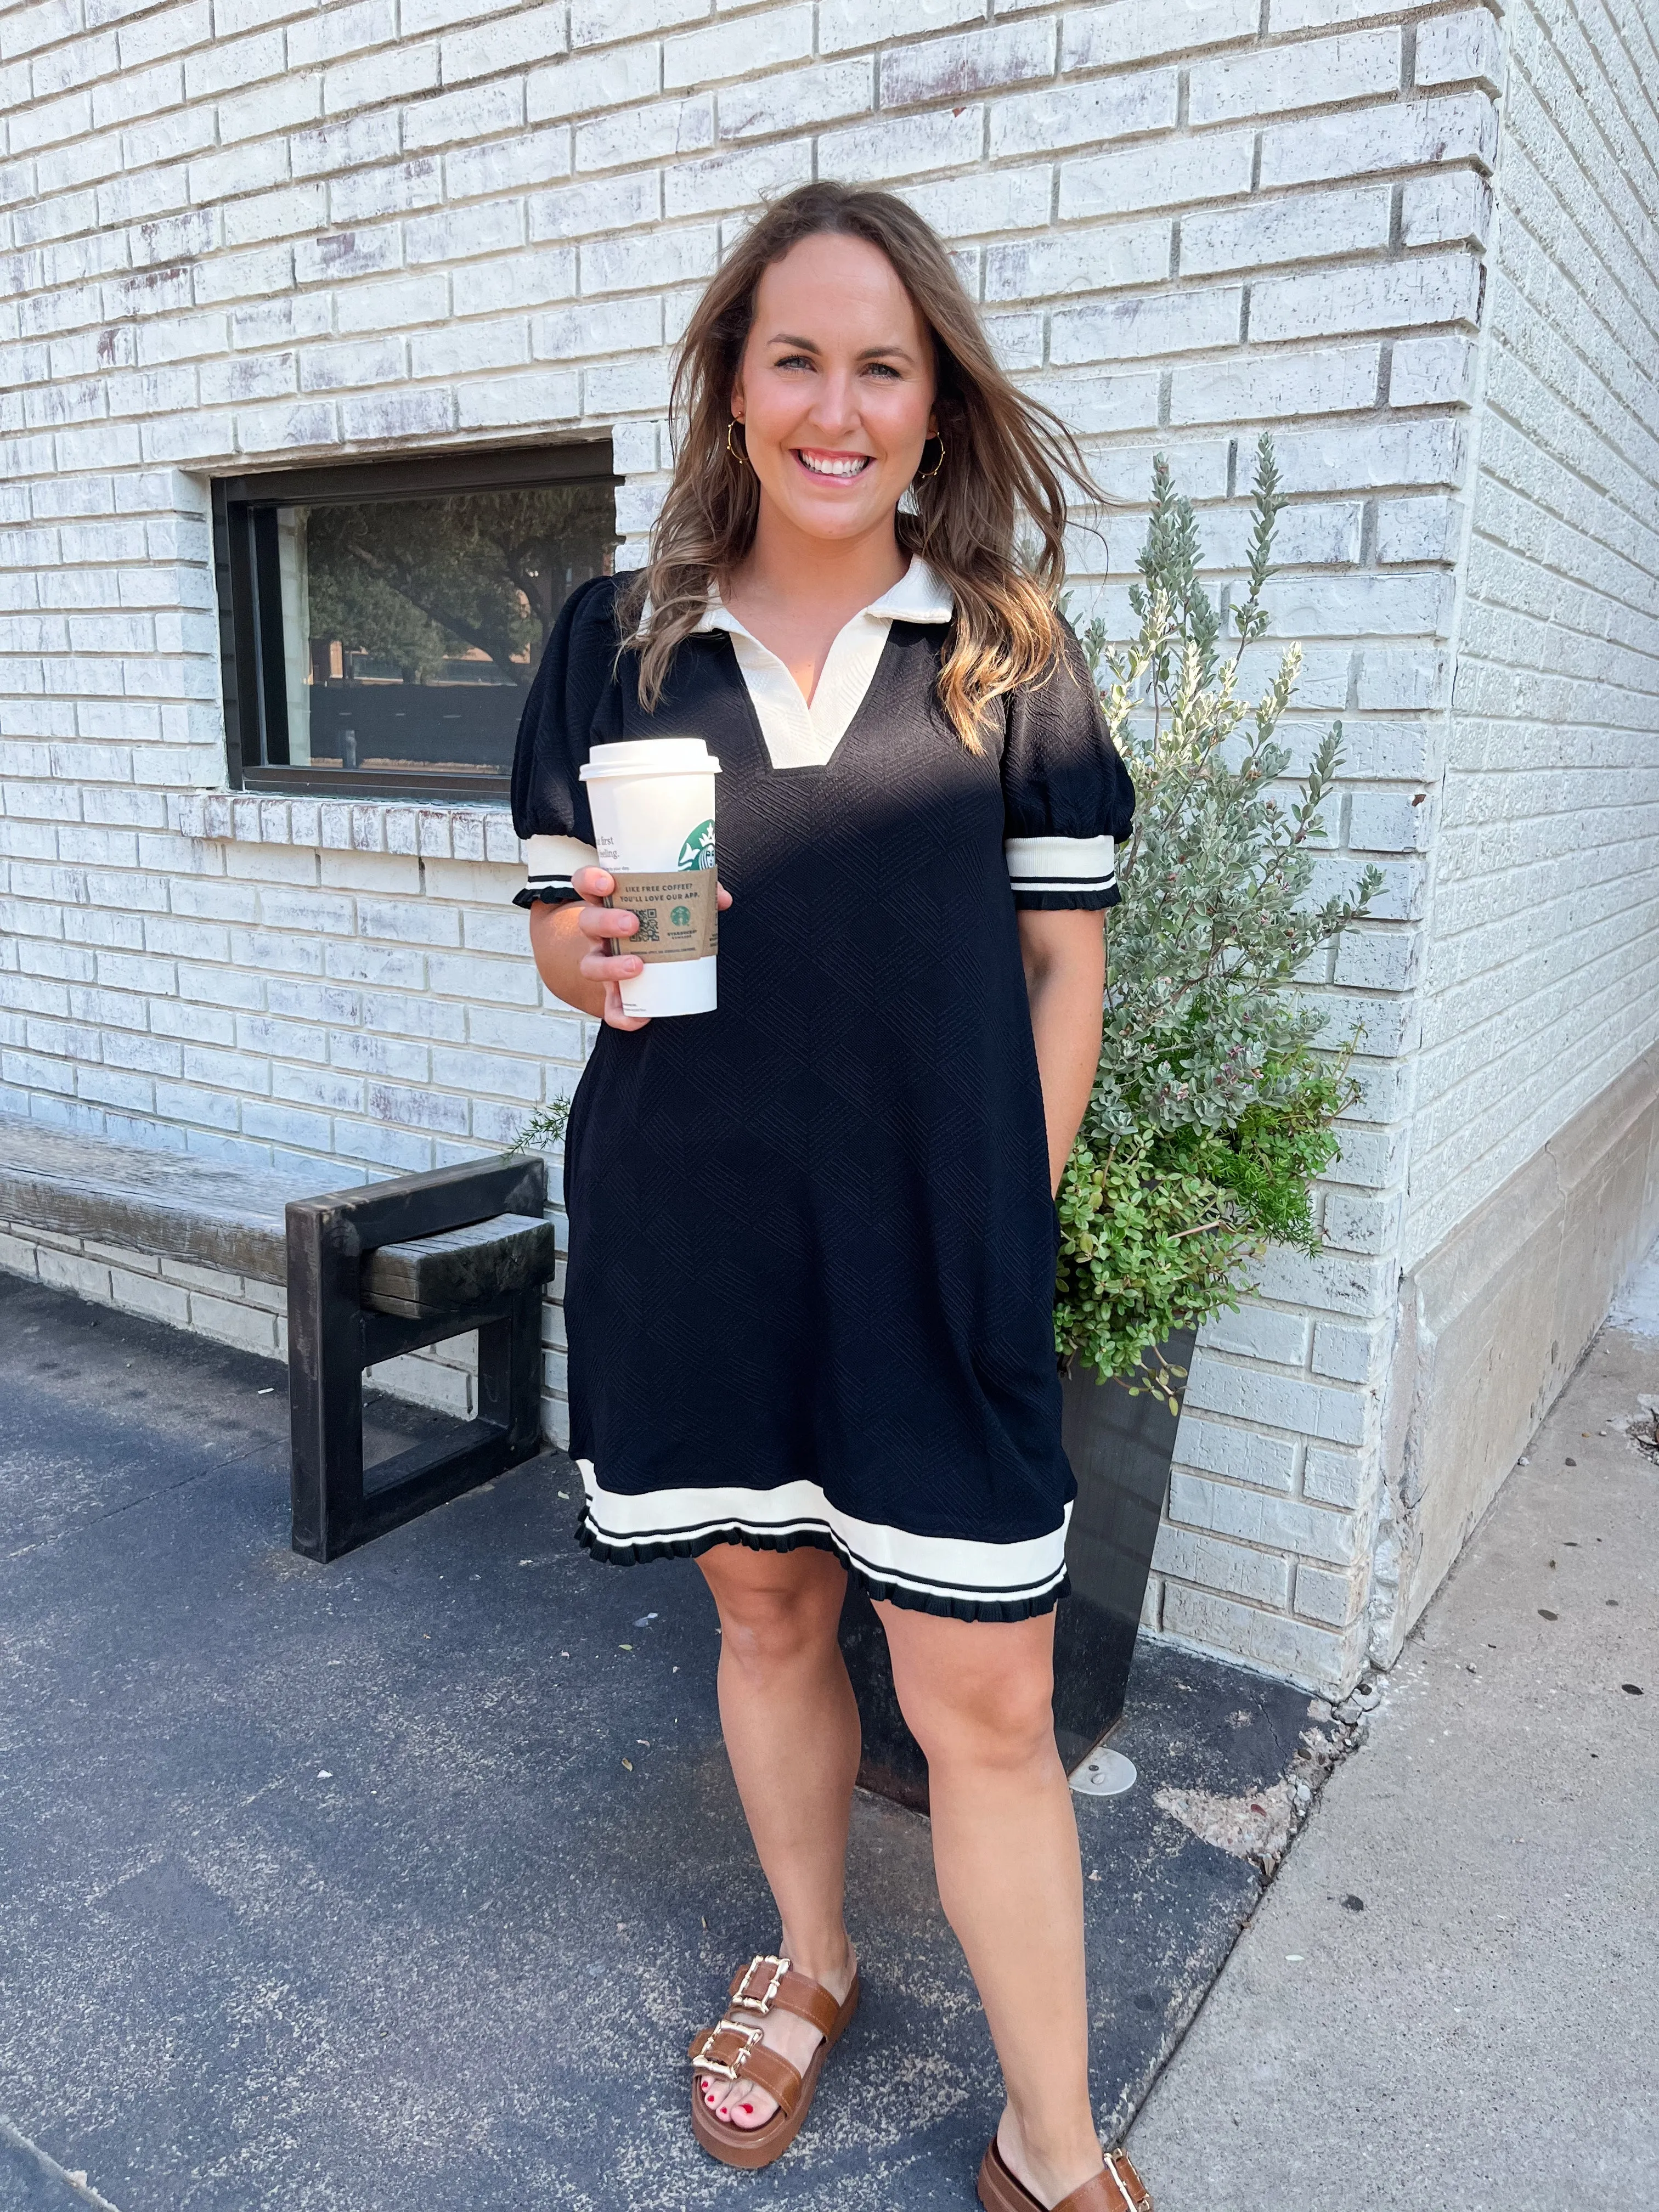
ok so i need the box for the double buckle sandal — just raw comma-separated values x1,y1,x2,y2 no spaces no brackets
978,2134,1153,2212
688,1952,861,2169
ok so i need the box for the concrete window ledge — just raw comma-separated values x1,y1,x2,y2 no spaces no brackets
170,791,524,866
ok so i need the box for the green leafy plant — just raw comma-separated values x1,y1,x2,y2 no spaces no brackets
1058,438,1383,1404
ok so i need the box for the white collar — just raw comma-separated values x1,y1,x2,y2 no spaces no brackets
692,555,953,636
687,555,953,771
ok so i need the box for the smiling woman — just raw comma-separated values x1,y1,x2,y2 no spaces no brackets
511,183,1144,2212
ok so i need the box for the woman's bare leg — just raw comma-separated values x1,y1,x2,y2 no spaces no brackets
878,1602,1104,2208
693,1542,861,2129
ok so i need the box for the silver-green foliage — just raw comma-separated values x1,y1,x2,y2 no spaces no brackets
1084,438,1381,1139
509,1096,571,1155
1058,438,1383,1395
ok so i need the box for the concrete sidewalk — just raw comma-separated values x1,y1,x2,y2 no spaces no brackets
1128,1246,1659,2210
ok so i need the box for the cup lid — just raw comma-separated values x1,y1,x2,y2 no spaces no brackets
579,738,721,781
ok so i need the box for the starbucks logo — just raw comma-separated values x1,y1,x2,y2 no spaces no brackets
678,819,716,870
670,905,691,927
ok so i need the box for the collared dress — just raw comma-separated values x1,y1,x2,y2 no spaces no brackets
511,558,1135,1620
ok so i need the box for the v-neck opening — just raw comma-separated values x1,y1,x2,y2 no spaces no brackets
725,617,882,770
714,624,911,776
694,555,953,772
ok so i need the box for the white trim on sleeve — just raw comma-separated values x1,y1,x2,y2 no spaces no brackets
1003,833,1116,894
523,831,600,893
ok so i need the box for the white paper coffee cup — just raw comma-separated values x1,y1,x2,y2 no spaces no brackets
578,738,721,1018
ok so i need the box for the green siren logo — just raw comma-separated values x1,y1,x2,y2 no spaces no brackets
678,819,716,870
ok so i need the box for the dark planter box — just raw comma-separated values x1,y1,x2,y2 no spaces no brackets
838,1330,1197,1812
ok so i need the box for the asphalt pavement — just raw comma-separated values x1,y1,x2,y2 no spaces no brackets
0,1271,1329,2212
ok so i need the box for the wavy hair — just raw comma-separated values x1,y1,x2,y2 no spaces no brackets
616,182,1106,750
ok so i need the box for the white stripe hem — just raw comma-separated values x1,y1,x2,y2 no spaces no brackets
1007,876,1117,892
577,1462,1070,1604
1003,833,1116,884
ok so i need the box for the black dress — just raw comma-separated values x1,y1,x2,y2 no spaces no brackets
511,572,1134,1620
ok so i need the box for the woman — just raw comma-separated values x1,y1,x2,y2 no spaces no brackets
512,183,1143,2212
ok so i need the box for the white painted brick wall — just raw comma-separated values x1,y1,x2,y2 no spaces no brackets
0,0,1520,1693
1402,0,1659,1268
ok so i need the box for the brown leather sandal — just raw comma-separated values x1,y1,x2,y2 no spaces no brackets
978,2132,1153,2212
687,1951,861,2170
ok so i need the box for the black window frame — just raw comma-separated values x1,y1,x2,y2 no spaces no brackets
212,438,618,803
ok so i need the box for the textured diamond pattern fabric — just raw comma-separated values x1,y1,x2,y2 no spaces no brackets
510,576,1135,1618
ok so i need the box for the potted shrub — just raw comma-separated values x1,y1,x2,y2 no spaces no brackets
847,439,1383,1802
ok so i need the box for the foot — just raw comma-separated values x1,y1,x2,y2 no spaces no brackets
698,1943,857,2132
996,2103,1109,2209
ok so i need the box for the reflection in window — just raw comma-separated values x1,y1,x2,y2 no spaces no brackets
217,447,617,796
262,481,616,778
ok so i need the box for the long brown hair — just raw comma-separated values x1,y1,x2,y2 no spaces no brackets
617,182,1104,750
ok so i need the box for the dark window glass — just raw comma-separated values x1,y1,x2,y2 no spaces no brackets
215,445,616,799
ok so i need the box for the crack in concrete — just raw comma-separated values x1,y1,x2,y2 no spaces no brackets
0,2115,124,2211
1153,1712,1366,1880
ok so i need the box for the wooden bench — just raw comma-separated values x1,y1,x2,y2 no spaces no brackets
0,1115,558,1561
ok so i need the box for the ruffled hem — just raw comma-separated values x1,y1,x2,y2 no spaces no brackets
512,884,582,909
1011,885,1121,912
574,1513,1068,1623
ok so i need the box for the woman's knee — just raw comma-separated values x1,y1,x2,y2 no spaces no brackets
882,1612,1058,1771
698,1544,848,1673
902,1675,1057,1773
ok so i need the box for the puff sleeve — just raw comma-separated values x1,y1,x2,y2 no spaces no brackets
509,572,623,909
1001,620,1135,910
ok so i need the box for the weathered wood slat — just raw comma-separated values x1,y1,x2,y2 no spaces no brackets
0,1114,305,1282
0,1118,558,1313
360,1212,558,1319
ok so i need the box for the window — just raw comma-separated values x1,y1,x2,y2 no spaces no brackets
213,442,617,800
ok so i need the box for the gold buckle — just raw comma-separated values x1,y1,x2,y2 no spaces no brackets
689,2022,763,2081
730,1953,789,2015
1104,2149,1150,2211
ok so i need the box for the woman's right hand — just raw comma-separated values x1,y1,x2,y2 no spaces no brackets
571,864,652,1032
568,864,733,1031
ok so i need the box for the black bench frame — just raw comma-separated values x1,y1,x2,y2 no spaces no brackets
286,1155,549,1562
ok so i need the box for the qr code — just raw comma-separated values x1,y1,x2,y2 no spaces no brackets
634,907,660,944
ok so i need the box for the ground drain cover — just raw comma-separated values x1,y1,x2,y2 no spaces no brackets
1071,1747,1138,1796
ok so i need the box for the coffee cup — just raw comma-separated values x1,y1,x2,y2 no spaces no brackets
578,737,721,1018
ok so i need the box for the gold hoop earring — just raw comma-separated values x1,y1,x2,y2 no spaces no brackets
916,432,946,483
726,418,746,464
